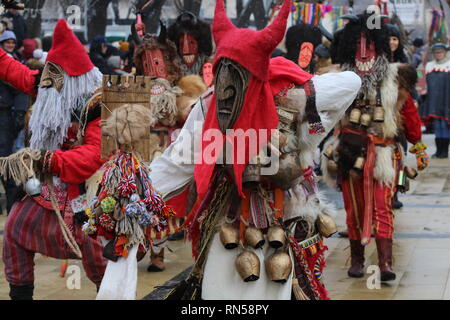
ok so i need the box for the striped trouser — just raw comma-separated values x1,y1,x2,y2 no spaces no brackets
2,197,106,287
341,176,395,240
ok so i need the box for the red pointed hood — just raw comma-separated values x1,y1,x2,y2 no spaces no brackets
47,20,94,76
212,0,291,80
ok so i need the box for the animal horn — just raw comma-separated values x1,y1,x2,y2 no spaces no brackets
258,0,292,49
212,0,236,44
158,20,167,43
174,0,183,12
339,14,359,22
130,23,142,46
319,20,333,42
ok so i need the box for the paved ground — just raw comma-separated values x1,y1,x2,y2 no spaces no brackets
0,133,449,300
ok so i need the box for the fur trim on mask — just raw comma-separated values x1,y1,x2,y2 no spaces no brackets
284,187,337,222
342,55,389,96
373,146,395,185
330,12,390,66
134,34,183,84
320,135,339,188
150,78,183,127
285,22,323,63
167,13,213,56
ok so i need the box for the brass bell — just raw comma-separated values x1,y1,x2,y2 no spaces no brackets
349,108,361,125
265,252,292,283
373,106,385,122
317,213,337,238
397,168,409,193
327,159,338,173
360,113,371,127
353,156,365,172
245,226,265,249
268,225,286,249
219,223,239,249
235,250,260,282
405,166,418,179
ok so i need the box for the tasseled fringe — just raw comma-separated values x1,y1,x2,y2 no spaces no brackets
29,67,103,151
292,278,310,300
115,216,146,248
0,148,41,185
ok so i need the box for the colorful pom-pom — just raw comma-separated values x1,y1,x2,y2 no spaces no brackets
101,196,116,213
99,213,115,231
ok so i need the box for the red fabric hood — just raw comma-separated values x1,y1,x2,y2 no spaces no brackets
47,20,93,76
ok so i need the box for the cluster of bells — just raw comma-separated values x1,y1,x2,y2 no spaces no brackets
219,223,292,283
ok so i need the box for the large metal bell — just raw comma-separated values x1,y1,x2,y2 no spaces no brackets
265,252,292,283
267,225,286,249
244,226,265,249
235,250,260,282
219,223,239,249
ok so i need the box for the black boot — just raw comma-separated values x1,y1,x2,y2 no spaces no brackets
376,238,396,282
9,284,34,300
392,191,403,209
432,138,443,158
441,138,449,159
348,240,365,278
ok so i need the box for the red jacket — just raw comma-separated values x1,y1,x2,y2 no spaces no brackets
0,48,38,97
400,94,422,144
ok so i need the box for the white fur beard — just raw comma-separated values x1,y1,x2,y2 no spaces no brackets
29,67,103,151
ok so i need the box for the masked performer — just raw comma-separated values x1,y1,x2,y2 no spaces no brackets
133,23,207,271
0,20,107,300
168,11,213,76
422,43,450,159
148,0,361,300
285,22,323,73
322,12,428,282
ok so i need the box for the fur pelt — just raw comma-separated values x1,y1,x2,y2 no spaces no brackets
373,146,395,185
102,103,154,146
176,75,207,123
340,62,400,139
167,12,213,57
284,187,337,222
134,34,183,84
320,135,339,188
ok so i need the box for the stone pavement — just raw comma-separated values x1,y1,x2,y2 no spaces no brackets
0,133,449,300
